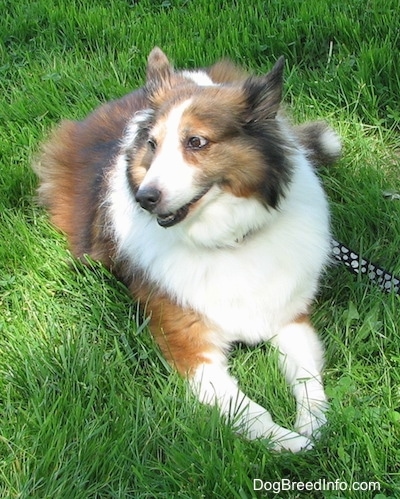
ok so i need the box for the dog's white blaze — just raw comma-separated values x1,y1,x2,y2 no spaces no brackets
138,99,202,213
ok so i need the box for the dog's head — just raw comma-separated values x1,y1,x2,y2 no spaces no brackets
126,48,294,246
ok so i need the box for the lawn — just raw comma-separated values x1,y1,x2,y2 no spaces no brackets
1,0,400,497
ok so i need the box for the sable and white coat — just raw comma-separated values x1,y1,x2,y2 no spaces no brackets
35,48,341,452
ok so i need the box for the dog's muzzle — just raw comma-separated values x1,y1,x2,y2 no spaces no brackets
135,185,211,228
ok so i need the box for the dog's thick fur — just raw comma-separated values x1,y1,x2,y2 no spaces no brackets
34,48,341,452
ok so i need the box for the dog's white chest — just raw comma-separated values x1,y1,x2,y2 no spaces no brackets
108,153,330,344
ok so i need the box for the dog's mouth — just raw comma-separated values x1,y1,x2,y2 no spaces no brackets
156,186,211,228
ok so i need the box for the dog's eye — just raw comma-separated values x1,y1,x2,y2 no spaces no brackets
187,136,208,150
147,138,157,152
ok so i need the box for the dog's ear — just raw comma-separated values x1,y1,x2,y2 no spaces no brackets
242,56,285,122
146,47,173,85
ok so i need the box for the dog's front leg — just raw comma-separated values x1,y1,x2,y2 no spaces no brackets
138,288,312,452
271,314,328,439
190,354,313,452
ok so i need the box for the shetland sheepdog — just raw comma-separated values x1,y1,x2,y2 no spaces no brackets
34,48,341,452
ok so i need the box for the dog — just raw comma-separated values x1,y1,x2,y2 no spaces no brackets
34,47,341,452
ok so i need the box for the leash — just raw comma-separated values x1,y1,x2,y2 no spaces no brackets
332,239,400,295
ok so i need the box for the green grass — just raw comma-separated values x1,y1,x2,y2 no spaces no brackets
1,0,400,497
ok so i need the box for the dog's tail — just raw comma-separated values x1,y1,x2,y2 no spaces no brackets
294,121,342,167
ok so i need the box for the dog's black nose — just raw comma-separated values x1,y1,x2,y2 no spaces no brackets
135,186,161,212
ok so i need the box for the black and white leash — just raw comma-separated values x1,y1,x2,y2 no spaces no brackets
332,239,400,295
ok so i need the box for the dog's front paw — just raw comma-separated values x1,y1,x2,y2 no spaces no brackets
241,411,314,452
294,400,328,438
269,429,314,453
